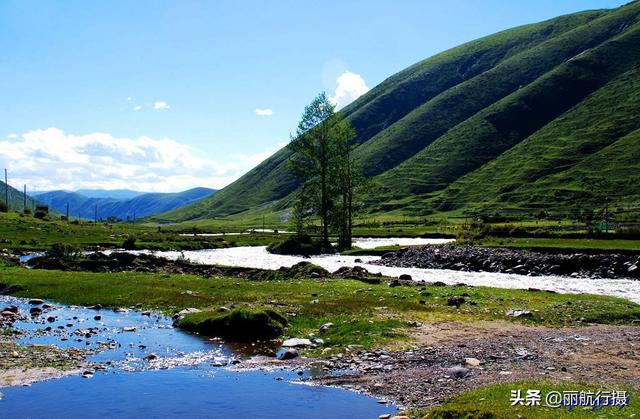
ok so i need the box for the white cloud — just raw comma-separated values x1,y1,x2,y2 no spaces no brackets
153,101,170,110
329,71,370,110
126,97,132,101
232,142,286,166
7,133,18,139
0,128,282,192
255,108,274,116
133,105,142,111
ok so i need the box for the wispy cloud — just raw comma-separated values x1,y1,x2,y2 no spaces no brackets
7,133,18,139
0,128,282,192
133,105,142,111
255,108,274,116
329,71,369,110
153,101,170,110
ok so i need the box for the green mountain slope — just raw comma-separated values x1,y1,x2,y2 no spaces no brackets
0,181,39,212
426,66,640,215
154,1,640,223
380,15,640,197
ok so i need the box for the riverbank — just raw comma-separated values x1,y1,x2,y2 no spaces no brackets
374,245,640,280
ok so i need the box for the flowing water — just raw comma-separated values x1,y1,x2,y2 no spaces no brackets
0,296,394,418
129,244,640,304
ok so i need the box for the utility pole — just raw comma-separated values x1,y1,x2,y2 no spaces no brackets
23,184,27,212
604,198,609,234
66,203,70,222
4,169,8,209
262,215,265,232
95,204,98,223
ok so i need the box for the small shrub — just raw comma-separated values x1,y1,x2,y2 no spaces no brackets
0,201,8,213
46,243,81,259
122,237,137,250
267,234,326,256
34,210,47,219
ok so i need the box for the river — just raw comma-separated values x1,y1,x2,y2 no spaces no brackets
0,295,394,418
126,241,640,304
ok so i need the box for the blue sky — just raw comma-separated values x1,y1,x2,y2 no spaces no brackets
0,0,629,192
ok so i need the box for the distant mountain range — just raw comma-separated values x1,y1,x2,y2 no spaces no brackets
73,189,149,200
31,188,216,220
154,1,640,222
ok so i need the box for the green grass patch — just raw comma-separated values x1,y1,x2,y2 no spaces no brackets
476,237,640,252
179,308,287,341
1,266,639,351
0,211,285,251
407,381,639,418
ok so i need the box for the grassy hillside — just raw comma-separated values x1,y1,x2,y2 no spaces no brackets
426,67,640,215
378,14,640,198
155,1,640,224
0,181,39,213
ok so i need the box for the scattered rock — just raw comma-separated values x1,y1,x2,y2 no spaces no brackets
281,338,313,347
447,366,469,378
123,326,136,332
279,348,299,360
29,307,43,316
464,357,481,367
506,309,532,318
28,299,44,305
319,322,334,333
447,296,466,307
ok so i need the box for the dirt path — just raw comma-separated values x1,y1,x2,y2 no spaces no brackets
311,321,640,408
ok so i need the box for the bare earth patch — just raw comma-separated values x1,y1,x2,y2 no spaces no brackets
310,321,640,408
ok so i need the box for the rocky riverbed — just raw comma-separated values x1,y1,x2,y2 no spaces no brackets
308,321,640,409
374,245,640,280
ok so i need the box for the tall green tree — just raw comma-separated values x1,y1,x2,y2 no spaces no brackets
331,120,359,250
288,92,360,251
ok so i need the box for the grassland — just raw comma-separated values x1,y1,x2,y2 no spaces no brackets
474,237,640,252
408,381,639,418
2,264,639,353
0,211,285,251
